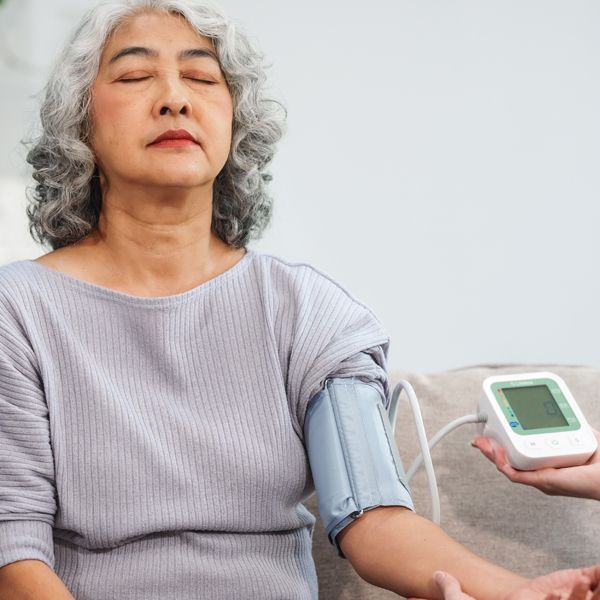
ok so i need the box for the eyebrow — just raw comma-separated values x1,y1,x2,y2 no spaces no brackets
108,46,220,65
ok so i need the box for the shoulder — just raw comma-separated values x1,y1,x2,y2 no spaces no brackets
0,258,56,334
256,252,376,310
0,261,43,356
250,250,383,325
0,260,36,311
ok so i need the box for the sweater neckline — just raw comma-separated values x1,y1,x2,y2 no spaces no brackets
24,246,255,307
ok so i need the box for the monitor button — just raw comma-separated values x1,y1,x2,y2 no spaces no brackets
569,434,583,446
546,438,562,449
525,439,543,451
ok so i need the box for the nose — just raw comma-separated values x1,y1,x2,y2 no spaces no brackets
158,100,190,116
152,77,192,118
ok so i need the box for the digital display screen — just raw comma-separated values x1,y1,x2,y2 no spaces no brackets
502,385,568,430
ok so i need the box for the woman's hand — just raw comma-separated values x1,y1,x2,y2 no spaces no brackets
410,567,600,600
508,566,600,600
470,430,600,501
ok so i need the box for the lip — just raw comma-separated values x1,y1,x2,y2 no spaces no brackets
149,129,200,146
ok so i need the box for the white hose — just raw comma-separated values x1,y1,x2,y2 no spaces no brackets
390,380,441,525
389,381,487,525
406,414,485,481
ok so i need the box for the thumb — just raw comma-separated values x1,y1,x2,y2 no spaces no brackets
434,570,465,599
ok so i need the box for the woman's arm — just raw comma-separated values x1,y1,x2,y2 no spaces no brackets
0,560,75,600
471,430,600,501
338,506,525,600
338,506,600,600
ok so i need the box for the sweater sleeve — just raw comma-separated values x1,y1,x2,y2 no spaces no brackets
0,310,56,571
286,268,391,437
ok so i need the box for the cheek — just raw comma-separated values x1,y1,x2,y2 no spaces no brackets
207,94,234,144
91,88,143,152
204,88,233,124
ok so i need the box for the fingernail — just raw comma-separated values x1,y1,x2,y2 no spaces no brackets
434,571,446,584
469,440,477,448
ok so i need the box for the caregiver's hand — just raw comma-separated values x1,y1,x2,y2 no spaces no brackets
419,571,475,600
410,567,600,600
470,430,600,501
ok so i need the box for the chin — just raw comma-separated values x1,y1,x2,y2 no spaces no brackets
144,169,214,189
155,178,211,189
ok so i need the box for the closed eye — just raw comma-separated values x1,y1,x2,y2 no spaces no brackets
118,77,216,84
186,77,217,84
118,77,151,83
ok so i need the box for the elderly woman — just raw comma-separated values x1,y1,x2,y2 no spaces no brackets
0,1,598,599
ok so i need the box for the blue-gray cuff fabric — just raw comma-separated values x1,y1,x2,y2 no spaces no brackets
304,377,415,559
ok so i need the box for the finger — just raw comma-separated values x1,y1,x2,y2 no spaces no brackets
584,567,600,600
471,437,504,466
471,437,493,455
546,593,562,600
470,439,524,480
566,577,591,600
489,445,548,485
581,565,600,587
434,571,465,600
471,437,560,491
486,444,522,479
471,439,499,465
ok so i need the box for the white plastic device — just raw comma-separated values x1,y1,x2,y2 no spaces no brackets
391,371,598,524
477,371,597,470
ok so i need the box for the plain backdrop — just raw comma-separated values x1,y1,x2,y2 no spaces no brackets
0,0,598,372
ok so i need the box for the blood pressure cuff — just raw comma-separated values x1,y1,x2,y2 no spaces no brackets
304,377,415,558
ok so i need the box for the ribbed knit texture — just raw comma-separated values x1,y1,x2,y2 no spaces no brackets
0,246,391,599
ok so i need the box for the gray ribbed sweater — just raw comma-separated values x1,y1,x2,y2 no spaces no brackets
0,246,391,600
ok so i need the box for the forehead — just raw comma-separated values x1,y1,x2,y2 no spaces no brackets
101,11,215,62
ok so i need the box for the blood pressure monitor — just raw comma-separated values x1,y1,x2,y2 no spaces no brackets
477,372,597,470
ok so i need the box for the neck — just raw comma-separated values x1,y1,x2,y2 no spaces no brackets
72,184,241,295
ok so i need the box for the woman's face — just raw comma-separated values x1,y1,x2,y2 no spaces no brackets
89,11,233,192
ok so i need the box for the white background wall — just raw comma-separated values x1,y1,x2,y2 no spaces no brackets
0,0,598,372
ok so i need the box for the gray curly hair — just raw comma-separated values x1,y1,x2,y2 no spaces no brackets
25,0,286,250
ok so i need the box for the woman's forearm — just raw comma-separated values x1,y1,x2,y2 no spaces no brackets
338,506,527,600
0,559,75,600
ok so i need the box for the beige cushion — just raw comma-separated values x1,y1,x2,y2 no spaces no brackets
308,364,600,599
